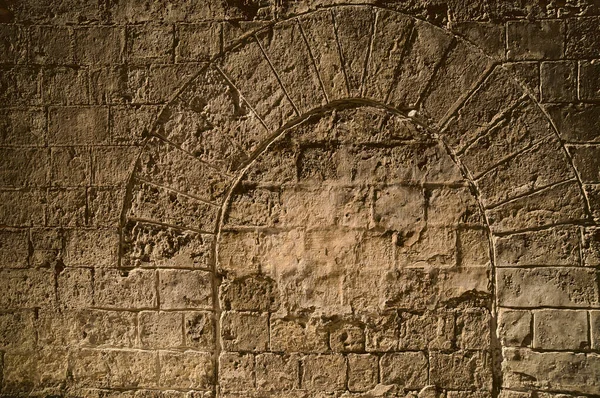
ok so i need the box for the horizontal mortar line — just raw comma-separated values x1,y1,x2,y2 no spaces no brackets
499,305,600,311
564,143,600,149
471,132,557,182
483,177,579,211
492,220,596,237
454,94,529,157
126,217,215,235
115,265,214,273
89,306,216,313
495,265,599,270
134,177,220,208
213,63,272,136
149,132,234,179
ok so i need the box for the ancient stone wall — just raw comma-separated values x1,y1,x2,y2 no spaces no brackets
0,0,600,397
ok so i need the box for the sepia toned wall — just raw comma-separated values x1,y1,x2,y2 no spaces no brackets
1,0,600,397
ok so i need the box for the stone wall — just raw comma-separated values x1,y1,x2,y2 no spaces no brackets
0,0,600,397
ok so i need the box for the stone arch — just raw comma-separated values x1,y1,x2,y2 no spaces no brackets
120,5,594,397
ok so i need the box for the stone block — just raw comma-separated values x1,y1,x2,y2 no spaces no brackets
127,23,174,64
498,309,532,347
497,267,599,308
221,311,269,352
57,267,93,309
430,350,492,391
256,20,326,112
176,22,221,62
495,226,581,267
427,186,482,226
0,147,48,188
587,184,600,222
0,310,36,349
0,190,45,226
270,315,329,353
217,230,261,277
330,320,365,353
373,185,424,232
64,228,119,267
42,66,89,105
547,103,600,142
87,187,124,227
0,108,46,146
0,66,42,106
219,352,254,391
502,348,600,395
399,311,455,351
0,229,29,268
48,106,109,145
225,186,280,227
533,309,588,350
486,181,587,233
30,228,63,268
91,146,138,186
29,26,72,64
2,348,68,393
541,61,577,102
185,311,215,350
456,309,491,350
504,61,540,100
451,21,505,59
46,188,87,227
458,227,491,267
94,268,157,309
74,26,125,65
302,354,346,392
0,25,26,63
566,17,600,58
255,353,299,391
50,147,91,187
592,310,600,350
109,105,159,145
570,145,600,183
0,268,54,309
507,20,564,60
159,351,214,390
139,311,183,349
582,227,600,266
579,60,600,101
71,348,157,389
347,354,378,392
159,269,212,310
220,275,279,312
364,312,400,352
380,352,428,390
297,10,347,101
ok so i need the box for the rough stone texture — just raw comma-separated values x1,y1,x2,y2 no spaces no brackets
0,3,599,397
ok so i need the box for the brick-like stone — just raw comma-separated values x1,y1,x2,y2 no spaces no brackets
547,103,600,142
504,61,540,100
0,148,48,188
221,311,269,352
497,267,599,308
159,269,212,310
503,348,600,395
185,311,215,350
220,275,279,312
507,20,564,60
94,268,157,309
495,227,581,267
0,108,46,146
29,26,72,64
0,229,29,268
255,353,299,391
74,26,125,65
430,350,492,391
456,309,491,350
452,21,505,59
570,145,600,183
0,268,54,309
498,309,532,347
109,105,159,145
534,309,588,350
566,17,600,59
541,61,577,103
87,187,124,227
580,60,600,101
42,66,89,105
0,190,45,226
0,66,42,106
50,147,91,187
159,350,214,390
139,311,183,349
380,352,428,390
270,315,329,353
302,354,346,392
57,267,93,309
46,188,87,227
91,146,138,186
219,352,254,391
176,23,220,62
64,228,119,267
399,311,455,351
2,348,68,392
582,227,600,266
127,24,174,64
0,25,26,63
373,185,424,232
0,310,36,349
48,106,109,145
347,354,378,392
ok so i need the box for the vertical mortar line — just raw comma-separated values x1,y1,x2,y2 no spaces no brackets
383,19,416,104
579,225,585,267
330,9,351,97
577,60,581,101
587,310,592,350
171,23,177,64
359,8,377,98
538,61,543,102
254,33,300,116
504,21,509,62
297,18,330,104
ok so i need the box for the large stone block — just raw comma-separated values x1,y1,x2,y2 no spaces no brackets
502,348,600,395
566,17,600,58
159,351,214,390
185,311,215,350
569,145,600,183
429,350,492,391
533,309,588,350
0,268,54,309
50,147,91,187
0,228,29,268
347,354,378,392
0,66,42,106
221,311,269,352
380,352,428,390
42,66,89,105
48,106,109,145
29,26,72,64
507,20,564,60
0,310,36,349
547,103,600,143
270,315,328,353
94,268,157,309
0,190,45,226
139,311,184,349
74,26,125,65
497,267,599,308
0,108,46,146
399,311,455,350
255,353,299,391
302,354,346,392
64,228,119,267
219,352,254,391
540,61,577,103
158,269,212,310
126,23,174,64
0,25,26,63
0,148,48,188
498,309,532,347
220,275,279,312
579,60,600,101
2,348,68,393
57,267,93,309
176,22,221,62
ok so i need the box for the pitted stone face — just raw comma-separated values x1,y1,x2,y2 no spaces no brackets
217,105,494,394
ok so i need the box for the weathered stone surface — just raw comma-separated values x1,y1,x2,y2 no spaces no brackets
569,145,600,183
303,354,346,392
139,311,183,348
503,348,600,394
255,353,299,391
158,269,212,310
221,311,269,352
270,315,329,353
582,227,600,266
497,267,599,308
94,268,157,309
0,268,54,309
540,61,577,103
456,309,491,350
159,351,214,390
185,311,215,350
533,309,588,350
430,351,492,391
547,103,600,143
220,275,279,312
64,228,119,267
0,229,29,268
504,61,540,100
0,310,36,349
566,17,600,58
0,148,48,188
42,66,89,105
498,309,532,347
399,311,455,350
29,26,72,64
507,20,565,60
219,352,254,391
451,21,505,59
74,26,125,65
347,354,378,392
176,23,221,62
57,267,93,309
48,106,109,145
127,24,174,64
579,60,600,101
380,352,428,389
0,108,46,146
495,227,581,267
